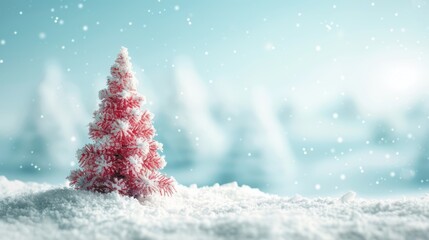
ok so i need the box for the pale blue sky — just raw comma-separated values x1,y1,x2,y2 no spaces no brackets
1,1,429,195
1,1,428,133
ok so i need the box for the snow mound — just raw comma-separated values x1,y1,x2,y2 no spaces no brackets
1,177,429,240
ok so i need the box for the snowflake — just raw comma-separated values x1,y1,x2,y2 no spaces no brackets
119,90,131,98
128,155,143,173
135,174,156,195
130,107,142,117
108,178,126,192
75,174,88,189
156,142,164,152
76,147,85,160
112,119,130,134
95,156,112,174
136,138,149,155
95,135,111,150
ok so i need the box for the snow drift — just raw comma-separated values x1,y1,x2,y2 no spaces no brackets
0,176,428,240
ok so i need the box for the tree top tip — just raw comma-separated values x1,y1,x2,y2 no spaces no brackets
120,46,129,55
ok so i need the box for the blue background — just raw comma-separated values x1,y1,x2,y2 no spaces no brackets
1,0,429,196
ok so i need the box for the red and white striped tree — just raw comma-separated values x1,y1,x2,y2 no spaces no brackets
68,47,175,197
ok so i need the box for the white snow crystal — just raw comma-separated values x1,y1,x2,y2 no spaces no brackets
130,107,142,118
159,156,166,168
109,178,126,192
1,177,429,240
75,147,85,160
128,155,143,172
112,119,129,134
125,77,137,91
136,138,149,155
98,89,109,99
94,111,103,122
156,142,164,152
118,90,131,98
95,156,111,174
95,135,111,150
75,173,87,189
128,155,140,165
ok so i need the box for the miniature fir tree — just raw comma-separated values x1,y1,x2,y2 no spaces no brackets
68,47,175,197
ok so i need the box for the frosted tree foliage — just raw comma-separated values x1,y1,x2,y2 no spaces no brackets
68,47,175,197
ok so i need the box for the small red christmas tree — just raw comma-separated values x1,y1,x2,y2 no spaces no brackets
68,47,175,197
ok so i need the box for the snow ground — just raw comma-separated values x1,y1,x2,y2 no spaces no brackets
1,176,428,240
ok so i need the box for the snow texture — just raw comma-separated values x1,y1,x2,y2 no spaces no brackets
1,176,428,240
